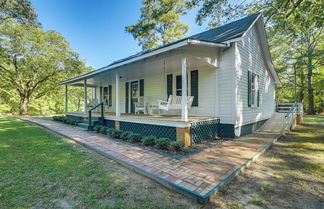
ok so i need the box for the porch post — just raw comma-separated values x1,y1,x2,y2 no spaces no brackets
84,79,88,113
65,84,68,113
181,56,188,121
115,72,120,117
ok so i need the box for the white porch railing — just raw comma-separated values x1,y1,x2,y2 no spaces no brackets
278,102,303,132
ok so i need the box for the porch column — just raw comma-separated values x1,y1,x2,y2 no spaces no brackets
181,57,188,121
115,72,120,117
65,84,68,113
84,79,88,113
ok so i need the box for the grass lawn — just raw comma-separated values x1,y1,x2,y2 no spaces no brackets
1,115,323,209
0,118,199,209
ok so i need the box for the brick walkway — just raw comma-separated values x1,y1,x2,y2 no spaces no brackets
19,117,281,201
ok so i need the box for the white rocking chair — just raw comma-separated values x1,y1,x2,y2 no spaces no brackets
158,95,194,111
135,96,145,114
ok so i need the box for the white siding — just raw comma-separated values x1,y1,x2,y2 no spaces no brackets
217,45,236,124
234,25,276,129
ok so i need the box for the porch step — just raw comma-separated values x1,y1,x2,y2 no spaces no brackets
75,126,89,131
77,120,99,130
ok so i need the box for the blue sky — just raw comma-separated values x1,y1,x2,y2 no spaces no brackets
31,0,206,69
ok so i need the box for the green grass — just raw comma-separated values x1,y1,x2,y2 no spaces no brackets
248,200,267,208
0,118,190,209
303,114,324,123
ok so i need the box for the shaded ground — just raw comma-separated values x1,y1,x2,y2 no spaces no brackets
0,115,323,208
211,115,324,209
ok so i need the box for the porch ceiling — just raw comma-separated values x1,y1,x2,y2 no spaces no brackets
67,47,219,87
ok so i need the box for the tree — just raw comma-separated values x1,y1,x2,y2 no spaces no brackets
0,20,90,115
126,0,192,50
0,0,37,24
191,0,324,114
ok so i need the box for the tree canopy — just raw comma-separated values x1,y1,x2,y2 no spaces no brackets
0,20,90,114
0,0,37,24
126,0,192,50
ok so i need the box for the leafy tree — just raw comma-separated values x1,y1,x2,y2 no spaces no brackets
126,0,192,50
191,0,324,114
0,0,37,24
0,20,90,115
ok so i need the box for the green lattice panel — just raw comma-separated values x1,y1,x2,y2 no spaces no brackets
120,122,176,140
190,119,220,144
104,119,115,128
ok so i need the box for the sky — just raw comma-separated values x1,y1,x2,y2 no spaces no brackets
31,0,206,69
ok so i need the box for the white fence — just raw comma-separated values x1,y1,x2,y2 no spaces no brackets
277,103,303,132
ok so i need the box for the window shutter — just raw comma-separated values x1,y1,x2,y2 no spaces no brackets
125,82,129,113
257,75,260,107
140,79,144,96
108,85,112,107
99,86,103,103
167,74,173,98
248,71,251,107
190,70,198,106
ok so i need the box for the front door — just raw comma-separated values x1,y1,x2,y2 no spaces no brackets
130,81,139,113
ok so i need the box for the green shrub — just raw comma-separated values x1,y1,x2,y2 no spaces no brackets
142,136,157,146
128,134,143,143
169,141,184,152
107,128,116,137
93,125,103,133
99,126,108,134
120,131,133,140
155,138,170,150
110,129,122,138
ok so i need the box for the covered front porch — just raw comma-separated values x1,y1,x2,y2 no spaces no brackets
59,41,224,145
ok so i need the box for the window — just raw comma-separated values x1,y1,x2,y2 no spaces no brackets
176,75,182,96
190,70,198,106
103,85,112,107
248,71,259,107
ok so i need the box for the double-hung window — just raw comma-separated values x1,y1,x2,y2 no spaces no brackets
248,71,259,107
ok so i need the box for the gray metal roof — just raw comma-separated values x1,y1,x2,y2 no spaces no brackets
59,13,264,85
108,13,260,66
190,13,260,42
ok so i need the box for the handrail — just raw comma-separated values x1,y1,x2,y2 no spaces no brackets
88,102,104,128
284,103,298,119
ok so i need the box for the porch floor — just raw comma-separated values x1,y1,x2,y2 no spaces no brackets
20,117,281,202
66,111,218,127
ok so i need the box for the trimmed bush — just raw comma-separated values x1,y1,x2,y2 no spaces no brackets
120,131,133,141
106,128,116,136
169,141,184,152
155,138,170,150
93,125,103,133
142,136,157,146
128,133,143,143
100,126,108,134
110,129,122,138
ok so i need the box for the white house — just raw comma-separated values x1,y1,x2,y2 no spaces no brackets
58,13,280,146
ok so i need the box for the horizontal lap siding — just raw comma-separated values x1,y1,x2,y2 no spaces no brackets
189,68,217,116
235,26,275,126
217,46,236,124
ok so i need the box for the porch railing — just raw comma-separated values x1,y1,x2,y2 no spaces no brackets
88,102,104,127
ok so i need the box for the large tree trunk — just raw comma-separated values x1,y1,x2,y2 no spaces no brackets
299,68,304,102
306,53,315,114
19,97,29,115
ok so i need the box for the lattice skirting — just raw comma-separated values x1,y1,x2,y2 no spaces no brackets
103,119,115,128
190,119,220,144
120,121,177,141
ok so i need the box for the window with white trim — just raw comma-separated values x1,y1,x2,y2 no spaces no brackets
248,72,259,107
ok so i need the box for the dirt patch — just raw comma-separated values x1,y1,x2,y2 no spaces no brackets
209,124,324,209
